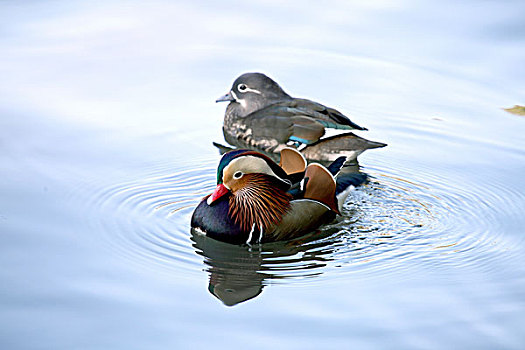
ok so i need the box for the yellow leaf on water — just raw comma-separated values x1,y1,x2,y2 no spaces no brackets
504,105,525,116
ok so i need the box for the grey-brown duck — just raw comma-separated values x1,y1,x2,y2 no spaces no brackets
216,72,386,161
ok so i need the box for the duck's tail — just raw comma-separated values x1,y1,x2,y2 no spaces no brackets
301,132,387,162
323,155,369,213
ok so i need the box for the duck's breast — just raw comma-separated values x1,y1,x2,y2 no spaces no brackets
191,198,246,244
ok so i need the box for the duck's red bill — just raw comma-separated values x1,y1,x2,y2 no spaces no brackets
208,183,229,204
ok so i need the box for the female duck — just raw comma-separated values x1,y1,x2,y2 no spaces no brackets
215,72,386,161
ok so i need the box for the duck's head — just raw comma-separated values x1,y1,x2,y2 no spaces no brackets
207,149,293,206
206,148,306,234
216,72,291,116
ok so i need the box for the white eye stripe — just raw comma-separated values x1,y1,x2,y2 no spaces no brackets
225,156,280,180
236,84,261,95
245,87,262,94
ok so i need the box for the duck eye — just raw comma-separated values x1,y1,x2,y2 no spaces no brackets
237,84,247,92
233,171,243,179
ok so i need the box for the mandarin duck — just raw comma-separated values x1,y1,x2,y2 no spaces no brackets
191,147,367,245
216,72,387,161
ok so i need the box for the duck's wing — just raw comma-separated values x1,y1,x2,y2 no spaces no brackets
279,147,307,175
244,98,367,145
303,163,339,214
288,98,368,131
244,107,326,145
266,199,335,242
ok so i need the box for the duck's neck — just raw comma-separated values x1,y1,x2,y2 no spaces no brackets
225,101,259,119
229,174,291,235
226,94,289,119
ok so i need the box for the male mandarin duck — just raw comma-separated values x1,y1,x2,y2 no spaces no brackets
191,147,367,245
216,72,386,161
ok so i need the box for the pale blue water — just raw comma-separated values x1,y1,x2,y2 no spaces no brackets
1,1,525,349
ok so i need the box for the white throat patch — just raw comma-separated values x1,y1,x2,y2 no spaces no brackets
230,90,247,108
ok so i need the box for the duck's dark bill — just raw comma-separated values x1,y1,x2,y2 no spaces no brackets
216,92,234,103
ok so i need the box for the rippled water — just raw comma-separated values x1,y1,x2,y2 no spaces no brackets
2,1,525,349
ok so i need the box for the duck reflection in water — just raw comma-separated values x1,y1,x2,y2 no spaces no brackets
191,229,340,306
